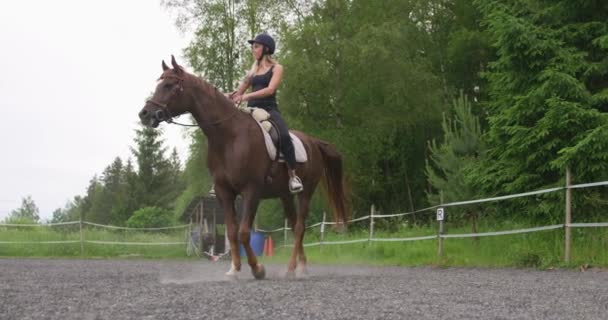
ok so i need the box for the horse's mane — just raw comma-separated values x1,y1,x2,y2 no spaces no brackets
183,71,235,107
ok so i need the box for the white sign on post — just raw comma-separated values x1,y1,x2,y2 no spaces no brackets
436,208,444,221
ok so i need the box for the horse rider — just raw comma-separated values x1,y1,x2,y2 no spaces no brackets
212,33,303,195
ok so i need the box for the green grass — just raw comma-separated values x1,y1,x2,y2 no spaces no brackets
1,222,607,268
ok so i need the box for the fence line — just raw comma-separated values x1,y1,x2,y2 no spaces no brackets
570,181,608,189
256,181,597,234
255,226,290,233
261,175,608,263
0,221,79,227
371,235,437,242
440,224,564,239
85,240,186,246
567,222,608,228
0,240,80,244
0,220,189,249
2,175,607,261
83,221,188,231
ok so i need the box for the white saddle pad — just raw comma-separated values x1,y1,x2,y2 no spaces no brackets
254,121,308,163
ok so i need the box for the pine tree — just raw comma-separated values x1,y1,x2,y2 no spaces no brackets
474,0,608,220
121,158,140,223
427,93,485,232
130,125,184,211
99,157,126,224
81,175,105,223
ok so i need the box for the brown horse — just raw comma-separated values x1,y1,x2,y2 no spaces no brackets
138,56,349,279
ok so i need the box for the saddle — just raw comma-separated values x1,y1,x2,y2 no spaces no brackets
238,106,308,163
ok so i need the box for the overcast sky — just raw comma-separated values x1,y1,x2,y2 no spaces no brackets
0,0,195,221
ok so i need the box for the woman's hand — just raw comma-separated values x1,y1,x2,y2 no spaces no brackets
224,90,237,99
231,93,243,104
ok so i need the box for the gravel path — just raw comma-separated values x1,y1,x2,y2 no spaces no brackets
1,258,607,319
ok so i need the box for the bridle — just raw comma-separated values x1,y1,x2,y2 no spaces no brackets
146,74,238,128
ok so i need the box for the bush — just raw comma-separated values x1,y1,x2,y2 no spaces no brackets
2,216,38,231
126,207,173,229
3,216,37,225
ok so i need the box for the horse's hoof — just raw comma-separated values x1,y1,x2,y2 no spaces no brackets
285,270,296,279
225,264,240,280
225,273,239,281
252,264,266,280
296,265,309,278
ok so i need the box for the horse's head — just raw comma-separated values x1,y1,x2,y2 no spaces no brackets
139,55,190,128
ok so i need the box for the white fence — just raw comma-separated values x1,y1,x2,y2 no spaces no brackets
1,170,606,262
257,170,608,262
0,220,189,255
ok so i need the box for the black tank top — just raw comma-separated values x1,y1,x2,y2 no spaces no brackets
248,65,277,109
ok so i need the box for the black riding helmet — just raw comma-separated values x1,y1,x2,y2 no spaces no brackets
247,33,275,55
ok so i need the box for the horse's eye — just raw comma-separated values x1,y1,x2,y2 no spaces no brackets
164,83,173,90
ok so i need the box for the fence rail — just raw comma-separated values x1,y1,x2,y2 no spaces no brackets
258,171,608,262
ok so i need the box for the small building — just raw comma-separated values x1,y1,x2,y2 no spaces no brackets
180,195,243,257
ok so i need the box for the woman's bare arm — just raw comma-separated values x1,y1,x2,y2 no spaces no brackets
234,73,252,95
225,74,252,100
242,64,283,101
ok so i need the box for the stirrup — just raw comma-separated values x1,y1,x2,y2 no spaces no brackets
209,184,216,197
289,176,303,194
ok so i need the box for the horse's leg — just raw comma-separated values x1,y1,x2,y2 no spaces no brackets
286,191,311,278
215,186,240,278
239,188,266,280
281,195,297,229
295,192,312,277
281,195,298,278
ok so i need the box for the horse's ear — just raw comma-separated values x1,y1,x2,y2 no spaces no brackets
171,55,182,74
162,60,169,71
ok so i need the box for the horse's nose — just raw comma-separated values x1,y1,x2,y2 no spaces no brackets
155,110,166,121
139,109,148,119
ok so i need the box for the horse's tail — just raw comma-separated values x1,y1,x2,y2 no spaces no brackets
315,138,350,227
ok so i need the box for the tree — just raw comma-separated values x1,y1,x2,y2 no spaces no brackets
279,0,446,214
51,197,86,223
131,125,168,207
173,131,212,219
163,0,287,91
427,93,485,233
473,0,608,220
7,195,40,223
121,158,140,222
413,0,494,100
50,208,66,224
131,125,184,210
81,175,105,223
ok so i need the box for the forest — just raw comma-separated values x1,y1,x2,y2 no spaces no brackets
8,0,608,232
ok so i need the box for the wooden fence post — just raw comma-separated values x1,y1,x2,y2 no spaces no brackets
284,218,288,247
368,205,375,244
438,191,444,259
320,211,326,252
565,167,572,263
79,211,84,256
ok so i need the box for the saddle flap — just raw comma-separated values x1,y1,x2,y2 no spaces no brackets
238,106,307,163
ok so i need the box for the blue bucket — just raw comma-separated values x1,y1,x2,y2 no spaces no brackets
240,231,265,257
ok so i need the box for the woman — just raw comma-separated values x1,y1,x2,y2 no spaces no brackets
229,33,303,194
